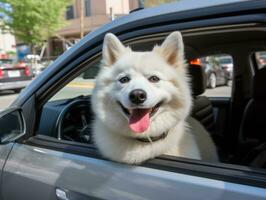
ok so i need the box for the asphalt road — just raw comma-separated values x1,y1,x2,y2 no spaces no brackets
204,86,231,97
0,84,231,111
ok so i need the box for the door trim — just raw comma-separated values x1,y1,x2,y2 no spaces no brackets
25,135,266,189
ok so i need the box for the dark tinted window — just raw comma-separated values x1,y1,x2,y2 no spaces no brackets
66,5,74,20
219,57,232,65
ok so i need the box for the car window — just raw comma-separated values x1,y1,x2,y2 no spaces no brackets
255,51,266,69
190,54,233,97
49,61,100,101
40,39,232,166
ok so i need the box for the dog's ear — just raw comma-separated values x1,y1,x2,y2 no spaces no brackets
156,31,184,67
102,33,126,66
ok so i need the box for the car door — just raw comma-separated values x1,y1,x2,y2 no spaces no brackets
0,107,27,199
2,140,266,200
0,144,13,181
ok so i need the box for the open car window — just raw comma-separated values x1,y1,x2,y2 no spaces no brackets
49,61,100,101
39,35,232,163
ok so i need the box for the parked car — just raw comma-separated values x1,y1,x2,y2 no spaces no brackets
257,51,266,67
218,56,233,80
0,0,266,199
0,59,33,93
190,55,230,89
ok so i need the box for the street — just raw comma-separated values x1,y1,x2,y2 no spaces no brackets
203,86,231,97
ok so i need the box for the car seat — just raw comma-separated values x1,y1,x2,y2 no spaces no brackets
237,67,266,165
189,64,215,134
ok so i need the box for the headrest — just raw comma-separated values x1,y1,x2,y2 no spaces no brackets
253,67,266,100
188,64,207,96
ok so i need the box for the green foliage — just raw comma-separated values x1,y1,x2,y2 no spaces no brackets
1,0,72,47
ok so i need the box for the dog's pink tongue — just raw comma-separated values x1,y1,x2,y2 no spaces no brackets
129,109,150,133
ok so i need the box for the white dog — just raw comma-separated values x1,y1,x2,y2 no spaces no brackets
91,32,218,164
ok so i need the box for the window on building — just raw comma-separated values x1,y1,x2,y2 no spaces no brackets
85,0,91,16
66,5,74,20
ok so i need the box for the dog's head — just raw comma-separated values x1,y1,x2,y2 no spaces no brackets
92,32,192,138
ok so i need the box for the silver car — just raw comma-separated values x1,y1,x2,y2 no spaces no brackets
0,59,33,93
0,0,266,199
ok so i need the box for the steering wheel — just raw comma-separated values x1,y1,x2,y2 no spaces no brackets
56,99,93,144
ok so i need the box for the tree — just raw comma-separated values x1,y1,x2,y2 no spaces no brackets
0,0,72,52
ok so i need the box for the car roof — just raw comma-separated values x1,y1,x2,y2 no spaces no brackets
130,0,249,17
111,0,250,27
76,0,264,50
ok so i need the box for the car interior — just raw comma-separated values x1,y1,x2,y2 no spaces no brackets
36,24,266,169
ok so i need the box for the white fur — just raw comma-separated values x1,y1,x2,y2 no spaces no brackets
92,32,218,164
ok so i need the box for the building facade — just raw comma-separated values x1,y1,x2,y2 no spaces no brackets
47,0,139,59
0,21,16,59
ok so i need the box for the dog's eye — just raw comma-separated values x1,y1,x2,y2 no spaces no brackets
119,76,130,84
148,75,160,83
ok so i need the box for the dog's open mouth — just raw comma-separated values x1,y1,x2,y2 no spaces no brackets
118,101,163,133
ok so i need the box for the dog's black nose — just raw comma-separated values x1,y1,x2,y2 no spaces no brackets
129,89,147,104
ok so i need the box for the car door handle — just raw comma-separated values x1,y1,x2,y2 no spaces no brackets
56,187,97,200
56,188,70,200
